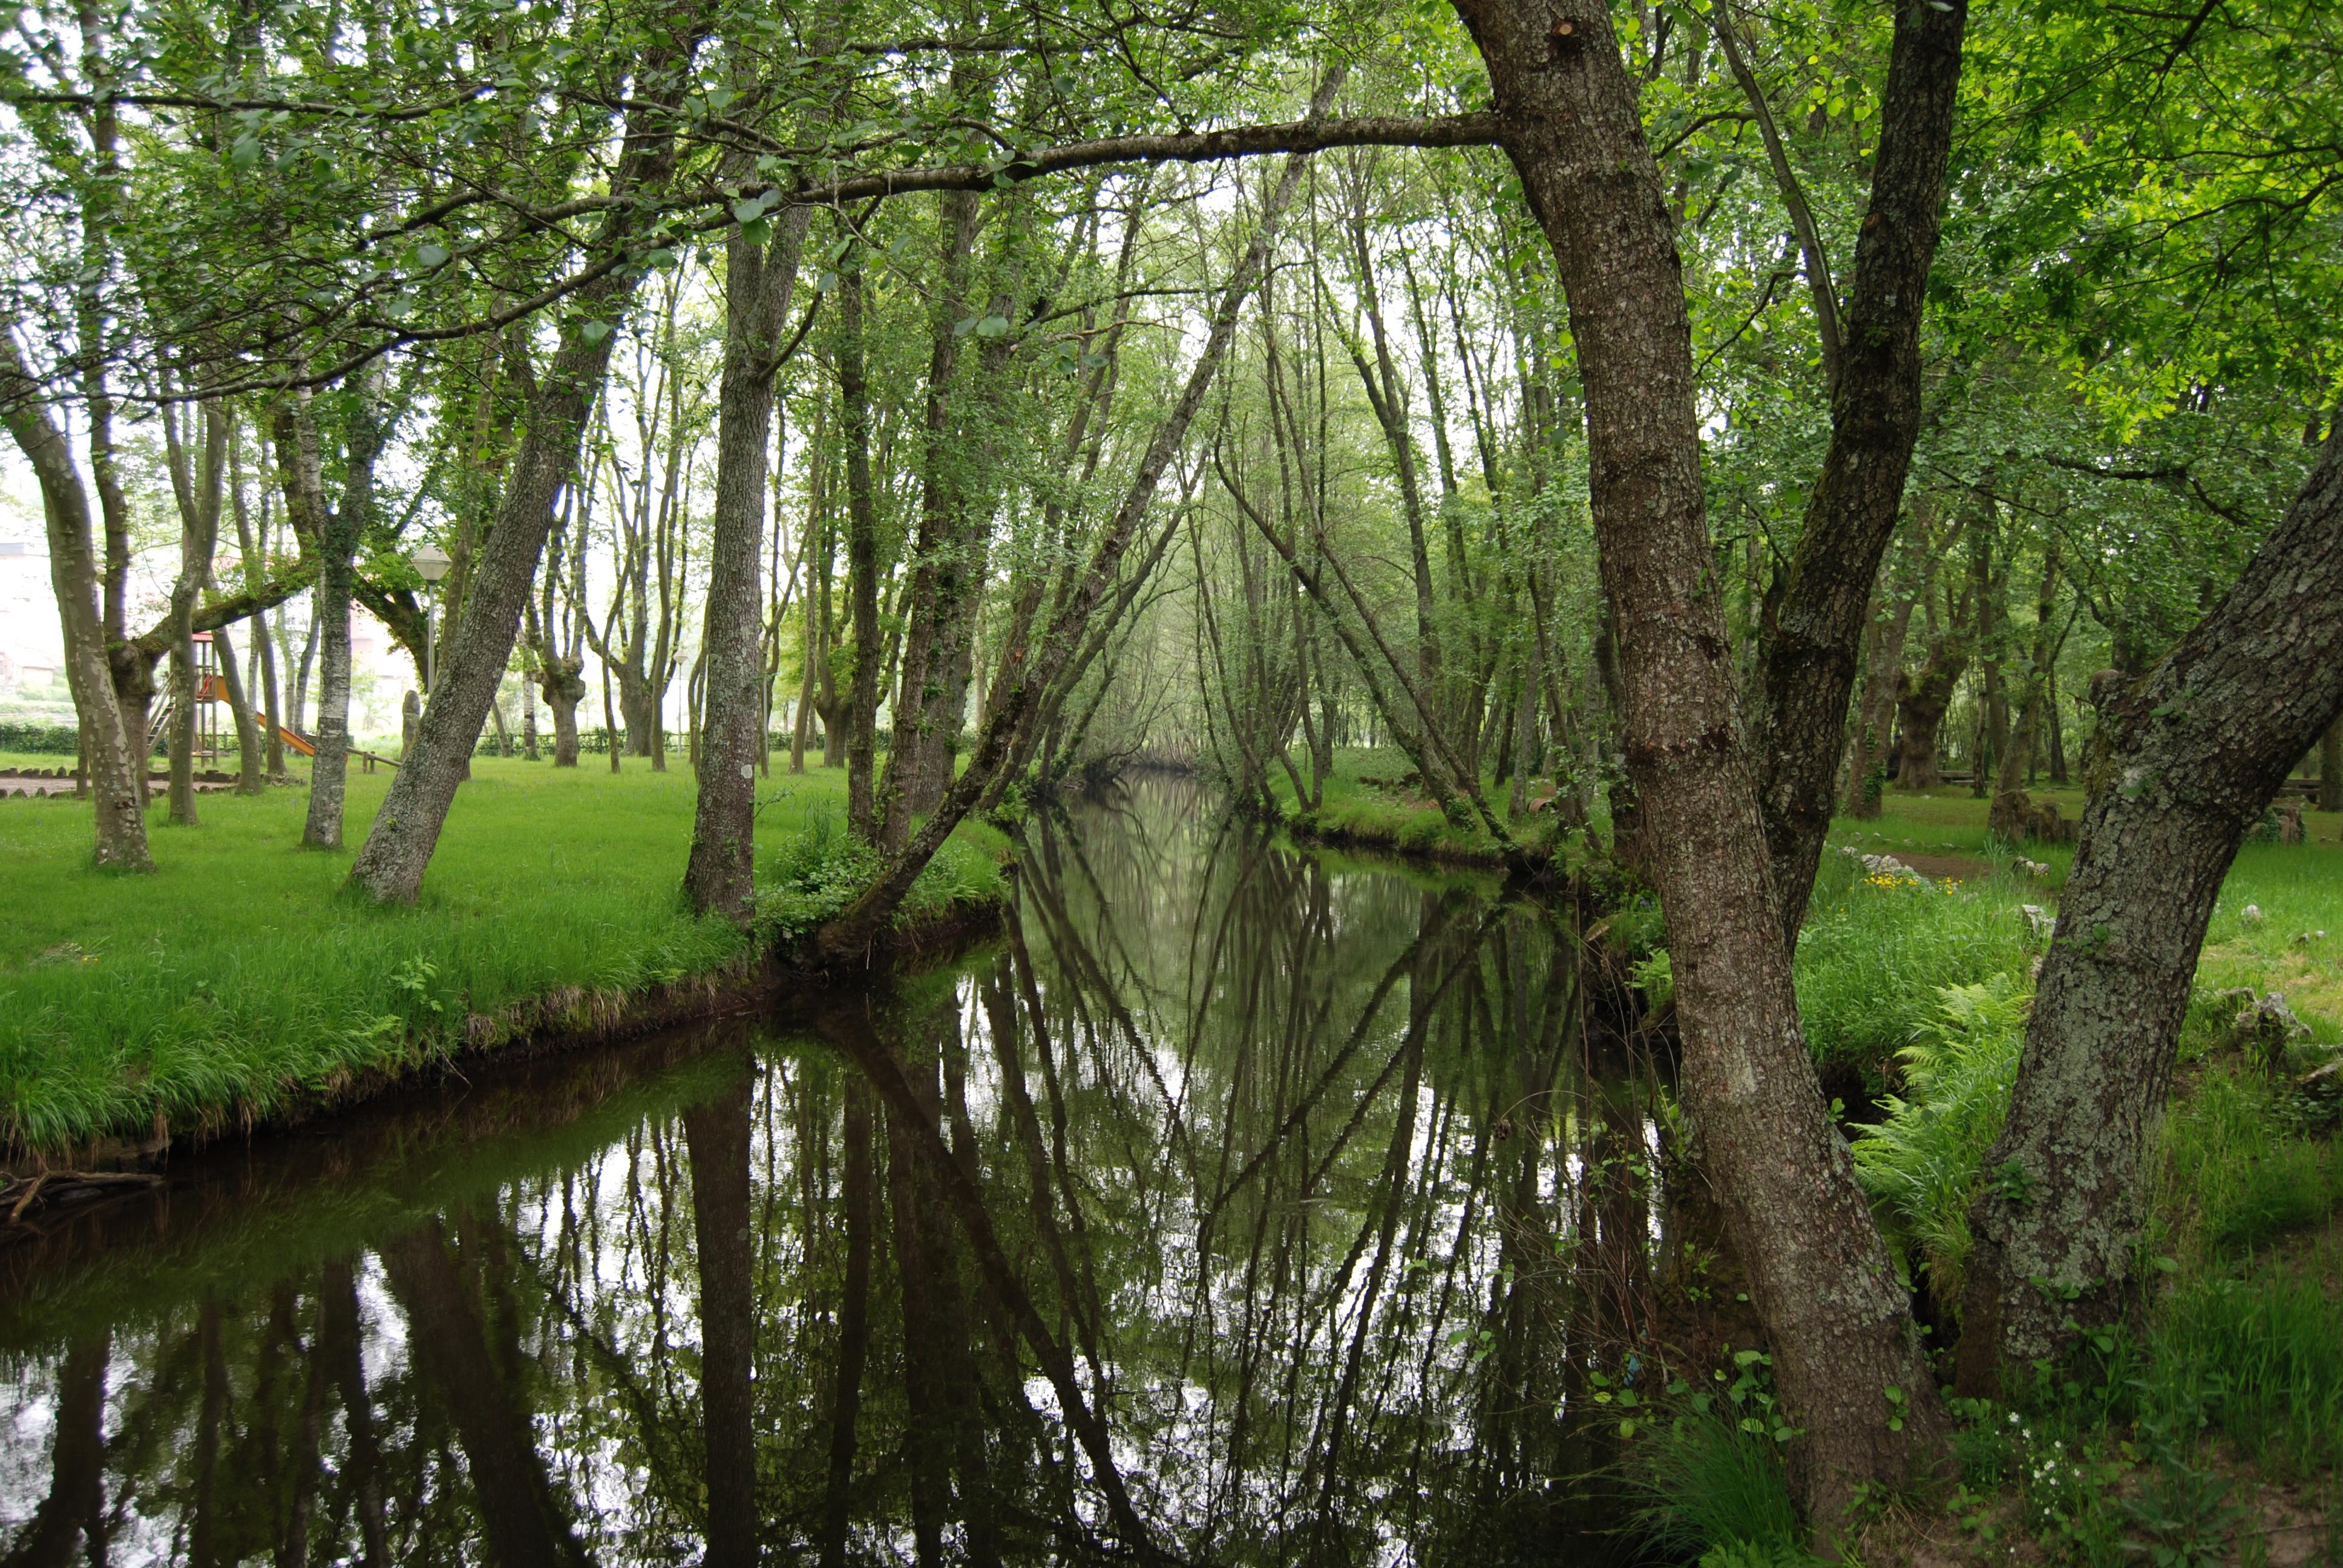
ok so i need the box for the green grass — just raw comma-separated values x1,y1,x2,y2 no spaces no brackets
1795,847,2042,1083
0,757,1005,1152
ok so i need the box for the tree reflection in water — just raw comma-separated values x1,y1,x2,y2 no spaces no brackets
0,775,1688,1566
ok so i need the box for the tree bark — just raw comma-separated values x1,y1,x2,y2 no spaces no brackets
230,430,287,780
1744,0,1968,939
346,45,701,901
1959,420,2343,1383
0,321,151,870
1446,0,1946,1531
684,178,814,920
278,384,385,851
811,82,1339,963
1987,544,2060,840
214,623,265,794
163,399,228,826
1845,563,1918,818
836,260,883,840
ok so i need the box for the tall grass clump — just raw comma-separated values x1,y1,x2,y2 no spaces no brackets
1795,856,2037,1082
1850,978,2027,1303
2140,1249,2343,1475
2158,1063,2343,1255
1628,1404,1806,1567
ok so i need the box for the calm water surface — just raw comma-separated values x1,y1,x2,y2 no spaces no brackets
1,777,1688,1566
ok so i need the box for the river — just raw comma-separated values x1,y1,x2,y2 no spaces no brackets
1,775,1700,1566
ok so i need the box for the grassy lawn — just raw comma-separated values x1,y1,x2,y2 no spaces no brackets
1818,785,2343,1056
0,757,1006,1153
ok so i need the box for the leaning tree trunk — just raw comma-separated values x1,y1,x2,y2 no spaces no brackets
685,191,814,922
1959,420,2343,1385
1746,0,1967,936
346,45,699,903
1447,0,1946,1533
0,323,151,870
811,79,1340,964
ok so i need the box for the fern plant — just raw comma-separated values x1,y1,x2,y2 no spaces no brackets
1850,976,2030,1306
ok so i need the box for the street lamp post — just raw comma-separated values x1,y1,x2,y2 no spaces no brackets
410,544,452,697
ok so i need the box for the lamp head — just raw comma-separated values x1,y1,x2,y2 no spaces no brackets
411,543,453,583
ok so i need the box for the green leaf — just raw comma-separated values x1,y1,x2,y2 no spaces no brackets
228,134,262,171
973,313,1011,338
578,319,612,345
415,243,450,269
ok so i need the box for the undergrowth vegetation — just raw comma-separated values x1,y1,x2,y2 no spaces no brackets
1623,795,2343,1564
0,760,1006,1151
1262,746,1576,864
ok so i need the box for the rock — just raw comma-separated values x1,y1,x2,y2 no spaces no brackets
2225,988,2311,1071
2020,904,2057,941
2276,798,2306,844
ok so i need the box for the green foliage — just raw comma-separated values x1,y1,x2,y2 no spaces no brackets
753,808,1006,944
2138,1252,2343,1475
1796,858,2038,1080
0,723,80,755
1850,977,2030,1303
1628,1364,1805,1564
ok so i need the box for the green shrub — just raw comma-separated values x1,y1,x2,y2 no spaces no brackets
1850,978,2028,1303
752,810,1006,944
0,722,81,755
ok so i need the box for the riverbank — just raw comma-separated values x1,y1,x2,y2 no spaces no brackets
1261,746,1576,867
0,759,1007,1164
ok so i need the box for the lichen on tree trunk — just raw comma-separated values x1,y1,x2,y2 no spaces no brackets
1961,420,2343,1385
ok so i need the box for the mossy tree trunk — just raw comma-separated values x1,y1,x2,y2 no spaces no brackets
1959,420,2343,1385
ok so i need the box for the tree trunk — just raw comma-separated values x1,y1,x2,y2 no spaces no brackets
685,192,812,920
278,384,385,851
230,437,287,781
813,84,1337,962
0,321,151,870
346,47,700,902
290,605,318,737
215,624,264,795
1988,546,2060,840
163,399,228,827
1846,573,1918,818
1960,421,2343,1384
1745,0,1970,935
836,261,883,840
1446,0,1946,1532
877,188,981,851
